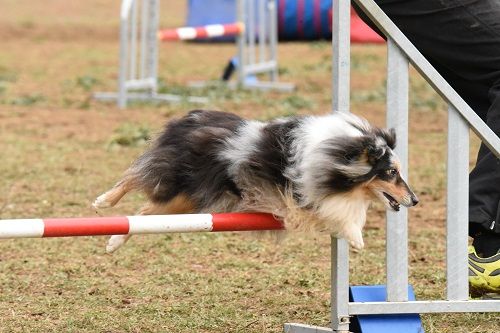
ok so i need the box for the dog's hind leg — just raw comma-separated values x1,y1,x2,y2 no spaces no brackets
106,194,197,253
92,176,137,210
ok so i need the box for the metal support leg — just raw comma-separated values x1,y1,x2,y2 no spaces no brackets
268,0,279,82
386,38,409,302
258,0,266,63
331,238,350,332
332,0,351,113
147,0,159,94
236,0,246,87
139,0,148,78
331,1,351,331
117,0,132,109
446,106,469,301
130,0,138,81
248,0,256,66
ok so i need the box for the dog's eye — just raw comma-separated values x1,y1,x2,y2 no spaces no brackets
386,168,398,176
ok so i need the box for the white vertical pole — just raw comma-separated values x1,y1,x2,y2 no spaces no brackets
331,237,350,332
331,1,351,332
248,0,256,65
268,0,278,82
140,0,148,79
147,0,159,94
446,106,469,300
258,0,266,63
237,0,246,86
386,38,410,302
129,0,138,80
118,0,133,109
332,0,351,113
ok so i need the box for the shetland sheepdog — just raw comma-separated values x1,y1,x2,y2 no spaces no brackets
93,110,418,253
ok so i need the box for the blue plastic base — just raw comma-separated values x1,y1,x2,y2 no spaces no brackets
228,56,259,85
349,285,424,333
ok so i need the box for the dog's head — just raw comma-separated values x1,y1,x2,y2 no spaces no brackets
361,129,419,211
317,117,418,212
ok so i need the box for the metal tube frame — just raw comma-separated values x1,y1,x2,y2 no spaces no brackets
285,0,499,331
235,0,294,91
446,105,470,301
330,0,351,332
95,0,208,108
385,38,409,303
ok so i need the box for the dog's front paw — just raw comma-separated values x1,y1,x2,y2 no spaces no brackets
348,238,365,251
106,235,131,253
92,193,112,210
342,225,364,251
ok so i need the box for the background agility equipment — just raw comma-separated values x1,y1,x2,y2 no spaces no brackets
158,22,245,41
94,0,293,109
186,0,384,42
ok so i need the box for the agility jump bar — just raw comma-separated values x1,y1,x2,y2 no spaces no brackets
158,22,245,41
0,213,283,239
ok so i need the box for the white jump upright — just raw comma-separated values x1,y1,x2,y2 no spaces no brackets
95,0,293,109
235,0,294,91
285,0,500,332
94,0,208,108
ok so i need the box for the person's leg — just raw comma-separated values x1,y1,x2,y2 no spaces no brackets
470,81,500,257
354,0,500,254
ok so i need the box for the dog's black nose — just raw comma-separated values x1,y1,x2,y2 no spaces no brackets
411,195,419,206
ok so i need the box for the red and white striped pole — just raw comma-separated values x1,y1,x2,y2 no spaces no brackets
158,22,245,41
0,213,283,239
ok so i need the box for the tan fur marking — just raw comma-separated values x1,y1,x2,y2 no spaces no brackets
393,159,402,173
368,178,409,201
139,194,196,215
102,183,130,207
94,176,138,209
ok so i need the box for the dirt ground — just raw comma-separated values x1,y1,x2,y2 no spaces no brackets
0,1,497,332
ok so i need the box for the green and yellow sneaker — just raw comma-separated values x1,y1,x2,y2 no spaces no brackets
468,246,500,297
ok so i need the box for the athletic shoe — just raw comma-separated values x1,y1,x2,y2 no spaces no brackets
468,246,500,296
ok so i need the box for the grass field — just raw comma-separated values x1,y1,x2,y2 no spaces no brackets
0,1,498,332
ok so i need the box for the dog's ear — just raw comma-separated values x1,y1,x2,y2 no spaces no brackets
380,128,396,150
364,135,387,165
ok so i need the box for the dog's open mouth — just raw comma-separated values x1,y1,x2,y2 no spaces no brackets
383,192,400,211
